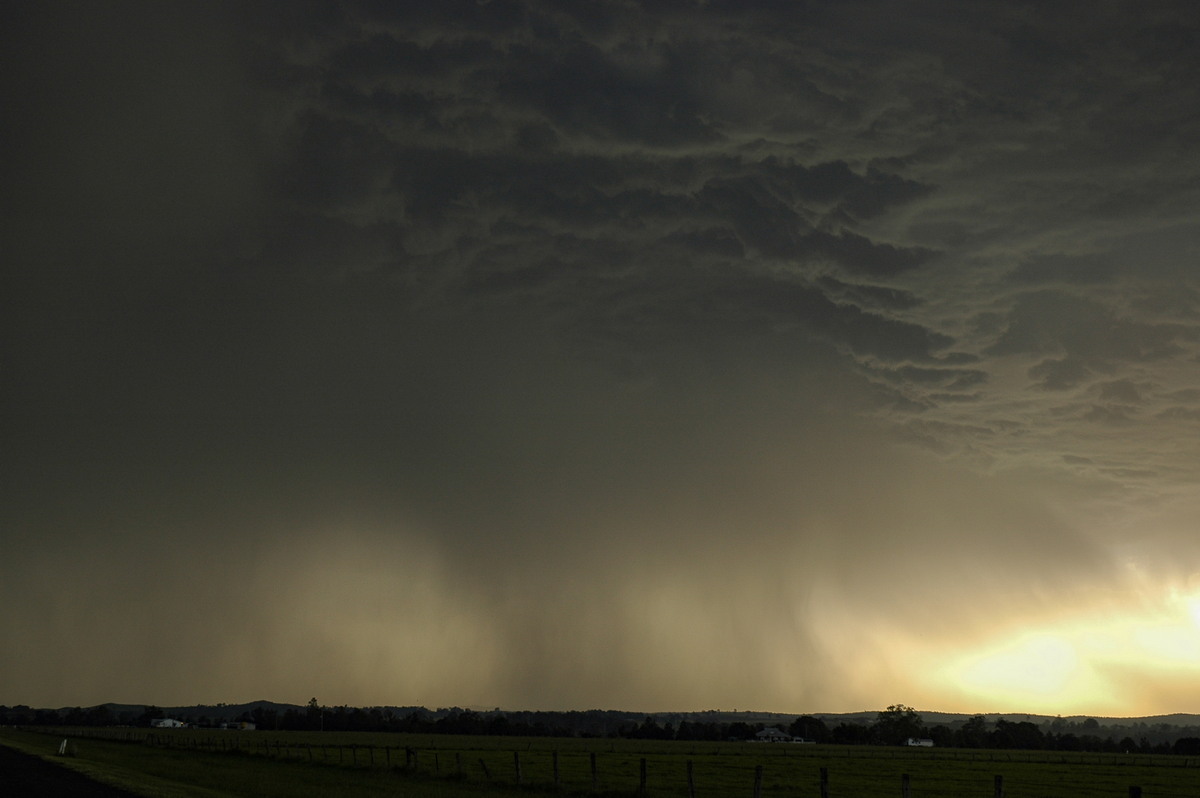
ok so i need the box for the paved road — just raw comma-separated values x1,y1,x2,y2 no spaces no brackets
0,743,140,797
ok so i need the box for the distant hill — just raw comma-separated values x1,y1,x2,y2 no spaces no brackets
19,702,1200,732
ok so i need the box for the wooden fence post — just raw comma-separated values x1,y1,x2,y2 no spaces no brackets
687,760,695,798
553,750,560,787
479,758,491,781
1129,788,1142,798
639,758,647,794
591,752,598,791
994,774,1004,798
514,751,522,785
902,773,911,798
753,764,763,798
456,752,462,777
819,766,829,798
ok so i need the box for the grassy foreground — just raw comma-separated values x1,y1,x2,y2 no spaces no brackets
0,728,509,798
4,727,1200,797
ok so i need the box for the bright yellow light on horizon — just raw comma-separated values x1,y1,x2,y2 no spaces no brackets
936,586,1200,714
1187,595,1200,629
957,634,1080,699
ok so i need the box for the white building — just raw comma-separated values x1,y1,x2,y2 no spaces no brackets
150,718,186,728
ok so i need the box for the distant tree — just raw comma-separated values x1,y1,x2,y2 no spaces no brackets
927,724,954,747
957,715,988,748
1174,737,1200,756
831,722,871,745
137,706,165,726
1056,733,1081,751
251,706,278,730
486,714,511,736
62,707,87,726
873,704,923,745
307,698,323,731
85,705,114,727
787,715,831,743
726,721,755,740
991,719,1044,750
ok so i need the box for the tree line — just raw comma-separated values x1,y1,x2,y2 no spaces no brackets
5,701,1199,756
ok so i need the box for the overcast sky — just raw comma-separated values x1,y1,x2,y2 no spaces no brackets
4,0,1200,716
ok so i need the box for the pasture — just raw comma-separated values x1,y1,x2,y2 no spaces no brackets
3,726,1199,797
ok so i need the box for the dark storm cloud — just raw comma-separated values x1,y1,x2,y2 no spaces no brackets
985,291,1187,365
498,41,721,147
877,365,988,390
1007,253,1120,286
7,0,1200,715
1028,358,1091,392
817,276,923,311
1096,379,1145,404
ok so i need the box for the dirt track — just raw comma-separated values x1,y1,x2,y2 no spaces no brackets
0,743,140,797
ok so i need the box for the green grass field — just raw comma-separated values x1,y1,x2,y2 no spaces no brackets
4,727,1199,797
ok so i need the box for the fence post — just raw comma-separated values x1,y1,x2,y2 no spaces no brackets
479,758,491,781
820,766,829,798
456,752,462,777
994,774,1004,798
554,750,560,787
1129,788,1142,798
640,758,647,794
902,773,911,798
754,764,764,798
514,751,522,785
687,760,695,798
591,752,598,791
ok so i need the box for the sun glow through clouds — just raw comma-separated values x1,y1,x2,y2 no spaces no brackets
940,586,1200,713
957,634,1081,701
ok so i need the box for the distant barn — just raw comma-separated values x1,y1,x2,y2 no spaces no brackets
755,727,793,742
150,718,185,728
906,737,934,747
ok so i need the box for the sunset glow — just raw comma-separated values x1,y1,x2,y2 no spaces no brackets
936,585,1200,714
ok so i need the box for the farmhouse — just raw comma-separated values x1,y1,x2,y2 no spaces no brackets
755,727,793,742
150,718,186,728
906,737,934,747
